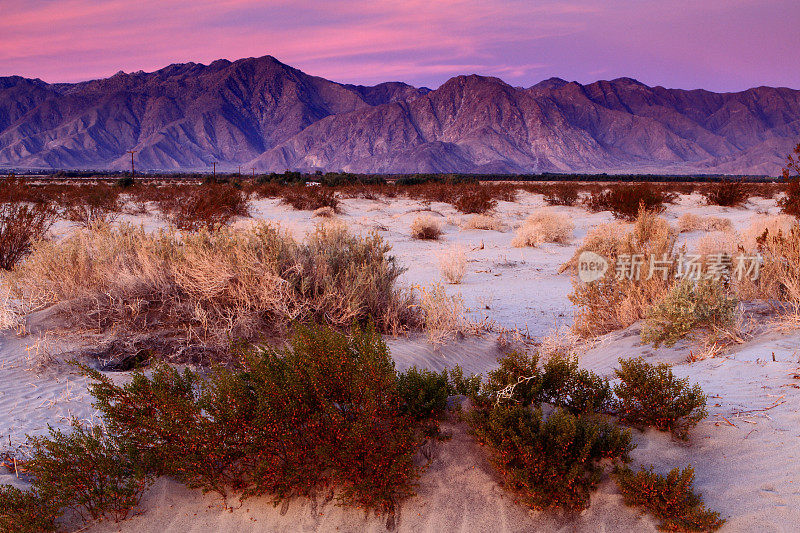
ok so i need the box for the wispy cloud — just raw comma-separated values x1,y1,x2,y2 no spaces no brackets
0,0,797,91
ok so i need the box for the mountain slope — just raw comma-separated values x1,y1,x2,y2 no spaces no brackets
0,56,797,175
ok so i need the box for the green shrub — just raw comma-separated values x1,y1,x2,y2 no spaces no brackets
483,350,543,406
397,366,451,422
84,324,439,513
447,364,482,398
613,357,707,439
469,404,632,511
614,465,724,532
26,421,152,524
83,364,238,496
240,324,419,512
642,278,737,348
540,356,614,414
482,351,612,414
0,485,59,533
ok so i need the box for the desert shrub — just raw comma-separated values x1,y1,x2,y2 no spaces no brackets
565,209,679,336
778,177,800,218
741,214,798,251
469,404,632,511
279,185,339,212
614,465,724,532
677,213,733,233
154,183,250,230
482,350,612,414
24,421,152,525
0,201,55,270
452,183,502,213
701,179,752,207
396,366,452,424
461,214,504,231
82,364,233,494
511,208,574,247
403,182,514,213
539,356,614,414
410,214,443,240
116,176,135,188
417,284,467,344
694,230,742,257
642,278,738,348
613,357,707,439
584,183,675,221
543,182,581,206
447,364,482,397
0,485,59,533
9,222,416,359
58,185,122,227
313,206,336,218
439,245,466,284
87,324,433,513
748,224,800,305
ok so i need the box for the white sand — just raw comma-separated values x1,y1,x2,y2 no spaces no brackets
1,190,798,532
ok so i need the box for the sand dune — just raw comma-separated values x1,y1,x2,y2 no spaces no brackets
1,190,798,532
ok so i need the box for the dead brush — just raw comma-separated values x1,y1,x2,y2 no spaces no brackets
749,223,800,306
154,183,250,230
677,213,733,233
461,214,504,231
410,215,443,240
7,222,418,362
416,283,468,345
564,208,680,337
512,208,574,247
439,246,466,284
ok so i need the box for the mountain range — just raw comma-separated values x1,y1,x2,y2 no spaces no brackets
1,55,798,175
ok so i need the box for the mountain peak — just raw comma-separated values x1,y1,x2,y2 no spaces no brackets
530,77,570,91
0,56,797,176
609,76,647,87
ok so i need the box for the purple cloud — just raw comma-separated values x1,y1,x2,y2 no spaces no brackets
0,0,797,91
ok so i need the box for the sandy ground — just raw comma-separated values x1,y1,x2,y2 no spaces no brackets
1,190,798,532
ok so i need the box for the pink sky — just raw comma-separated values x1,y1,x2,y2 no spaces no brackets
1,0,798,91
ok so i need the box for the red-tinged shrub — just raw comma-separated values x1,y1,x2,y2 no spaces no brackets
83,324,449,514
700,179,752,207
584,183,676,220
468,404,632,512
154,183,250,230
614,465,724,532
779,144,800,217
0,201,55,270
278,185,340,212
24,420,152,525
613,357,707,440
0,485,59,533
58,185,123,227
542,182,582,206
